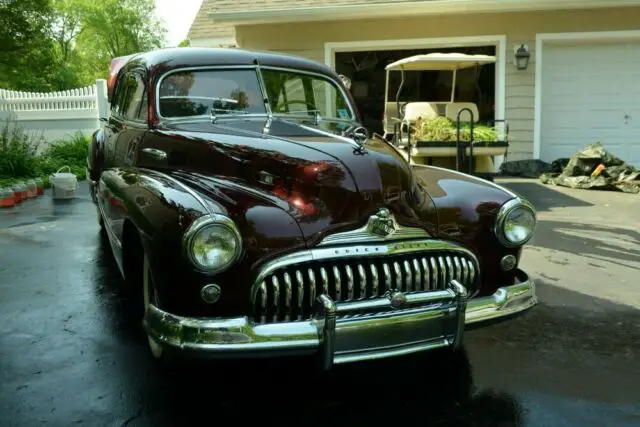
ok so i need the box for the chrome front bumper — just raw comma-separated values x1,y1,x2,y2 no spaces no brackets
143,269,536,369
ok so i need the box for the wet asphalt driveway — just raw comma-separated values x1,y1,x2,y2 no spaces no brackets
1,179,639,427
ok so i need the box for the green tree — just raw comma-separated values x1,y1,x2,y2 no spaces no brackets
0,0,60,91
1,0,167,91
178,38,190,47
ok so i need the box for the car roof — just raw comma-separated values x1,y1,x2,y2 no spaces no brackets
122,47,338,78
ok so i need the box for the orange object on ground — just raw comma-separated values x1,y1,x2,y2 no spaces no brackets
0,187,16,207
11,183,27,203
591,164,606,177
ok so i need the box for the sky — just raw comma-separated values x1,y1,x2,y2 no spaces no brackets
154,0,204,47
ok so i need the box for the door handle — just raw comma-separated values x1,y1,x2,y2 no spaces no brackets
142,148,167,160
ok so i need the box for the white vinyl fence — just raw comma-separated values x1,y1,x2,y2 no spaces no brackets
0,79,108,150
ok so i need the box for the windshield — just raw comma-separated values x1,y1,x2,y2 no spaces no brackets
261,69,354,121
158,69,266,117
157,67,354,122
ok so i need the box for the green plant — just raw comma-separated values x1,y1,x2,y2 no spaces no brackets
412,116,499,142
0,120,45,179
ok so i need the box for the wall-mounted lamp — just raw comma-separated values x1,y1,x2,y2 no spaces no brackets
514,44,531,70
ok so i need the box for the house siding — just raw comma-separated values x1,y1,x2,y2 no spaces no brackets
232,6,640,161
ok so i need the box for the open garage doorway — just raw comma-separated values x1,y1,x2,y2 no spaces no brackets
335,45,496,135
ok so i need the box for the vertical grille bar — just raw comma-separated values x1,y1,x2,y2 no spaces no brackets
393,262,402,291
370,264,379,296
271,276,280,322
438,257,446,289
383,263,392,292
357,264,366,299
319,267,328,298
332,266,341,300
412,259,421,292
453,257,462,282
283,272,292,321
403,260,412,292
445,256,454,285
259,281,266,323
421,258,430,291
345,265,354,300
430,258,438,290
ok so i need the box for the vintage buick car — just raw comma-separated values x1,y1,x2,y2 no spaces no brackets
88,47,537,369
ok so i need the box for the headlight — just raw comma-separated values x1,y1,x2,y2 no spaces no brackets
182,214,242,273
494,198,536,247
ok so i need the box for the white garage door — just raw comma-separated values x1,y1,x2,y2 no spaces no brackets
540,41,640,168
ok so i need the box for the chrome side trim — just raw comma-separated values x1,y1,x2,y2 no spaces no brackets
251,239,478,303
142,148,167,160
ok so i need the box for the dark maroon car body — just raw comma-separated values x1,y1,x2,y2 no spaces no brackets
88,47,537,366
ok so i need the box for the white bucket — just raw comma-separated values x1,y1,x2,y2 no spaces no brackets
50,166,78,200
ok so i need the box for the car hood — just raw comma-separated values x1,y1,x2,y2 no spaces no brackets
140,118,439,245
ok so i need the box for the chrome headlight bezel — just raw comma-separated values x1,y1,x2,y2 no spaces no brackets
182,214,243,274
494,197,537,248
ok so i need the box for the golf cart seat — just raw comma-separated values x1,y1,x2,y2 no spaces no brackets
404,102,440,122
445,102,480,123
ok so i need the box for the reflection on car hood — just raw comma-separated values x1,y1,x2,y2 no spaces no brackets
143,118,439,245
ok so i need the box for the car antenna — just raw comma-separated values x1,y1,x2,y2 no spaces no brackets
253,58,273,135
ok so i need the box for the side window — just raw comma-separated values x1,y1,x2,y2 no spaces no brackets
124,73,146,121
280,77,309,113
110,75,128,117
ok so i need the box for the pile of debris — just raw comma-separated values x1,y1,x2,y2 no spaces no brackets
500,142,640,194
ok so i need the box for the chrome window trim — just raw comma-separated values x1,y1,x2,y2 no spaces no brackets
154,64,357,122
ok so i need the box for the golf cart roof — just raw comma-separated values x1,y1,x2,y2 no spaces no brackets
385,53,496,71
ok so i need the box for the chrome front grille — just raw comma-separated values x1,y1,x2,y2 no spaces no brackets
251,242,479,324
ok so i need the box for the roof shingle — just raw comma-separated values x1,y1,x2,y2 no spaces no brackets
187,0,433,40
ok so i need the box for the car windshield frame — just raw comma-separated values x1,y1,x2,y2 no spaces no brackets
154,64,358,124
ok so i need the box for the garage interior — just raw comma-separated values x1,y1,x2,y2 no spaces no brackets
335,45,496,135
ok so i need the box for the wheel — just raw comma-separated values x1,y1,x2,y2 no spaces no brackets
142,252,166,360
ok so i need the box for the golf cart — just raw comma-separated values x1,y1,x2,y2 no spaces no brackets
382,53,509,181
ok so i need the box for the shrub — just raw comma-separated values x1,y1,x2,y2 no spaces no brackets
0,120,45,179
0,119,90,187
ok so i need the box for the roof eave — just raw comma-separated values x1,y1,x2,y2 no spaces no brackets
206,0,640,25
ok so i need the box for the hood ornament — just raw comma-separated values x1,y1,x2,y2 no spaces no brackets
348,126,370,155
367,208,397,237
316,207,430,246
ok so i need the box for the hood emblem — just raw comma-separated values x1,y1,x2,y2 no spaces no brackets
367,208,397,237
316,207,430,246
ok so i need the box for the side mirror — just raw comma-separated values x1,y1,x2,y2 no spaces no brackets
338,74,352,90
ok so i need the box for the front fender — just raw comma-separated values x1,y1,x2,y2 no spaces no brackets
411,165,527,296
104,167,308,318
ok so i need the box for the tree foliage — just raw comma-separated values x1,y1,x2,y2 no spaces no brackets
0,0,167,91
